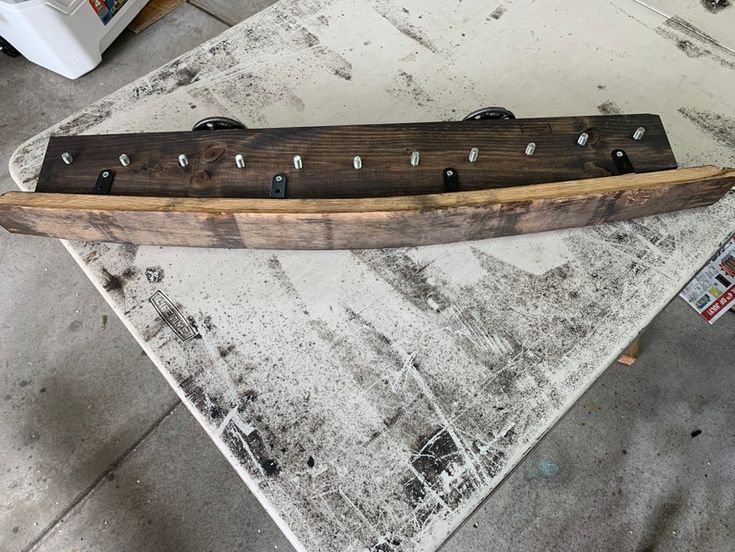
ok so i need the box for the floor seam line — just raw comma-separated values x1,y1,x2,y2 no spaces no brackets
21,399,183,552
186,1,234,27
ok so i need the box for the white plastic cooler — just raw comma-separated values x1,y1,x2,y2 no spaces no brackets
0,0,149,79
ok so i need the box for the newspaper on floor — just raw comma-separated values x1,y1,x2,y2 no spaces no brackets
680,235,735,323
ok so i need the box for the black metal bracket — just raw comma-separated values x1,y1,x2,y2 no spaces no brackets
192,116,247,131
443,168,460,192
612,149,635,174
463,106,516,121
95,169,114,194
270,174,287,198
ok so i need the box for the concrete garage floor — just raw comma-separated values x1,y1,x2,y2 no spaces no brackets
1,3,734,551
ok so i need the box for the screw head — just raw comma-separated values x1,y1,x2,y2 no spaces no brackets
446,170,454,176
275,175,283,182
102,171,110,177
616,150,624,158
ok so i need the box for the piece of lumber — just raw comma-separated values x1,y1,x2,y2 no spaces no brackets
617,337,641,365
1,166,732,249
35,115,676,199
128,0,186,33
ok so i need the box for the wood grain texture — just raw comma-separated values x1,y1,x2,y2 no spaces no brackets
3,167,732,249
127,0,186,33
35,115,677,199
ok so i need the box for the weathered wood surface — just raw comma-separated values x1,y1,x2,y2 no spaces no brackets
7,0,735,551
35,115,677,198
2,167,732,248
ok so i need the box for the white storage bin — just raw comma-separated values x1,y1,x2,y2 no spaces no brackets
0,0,149,79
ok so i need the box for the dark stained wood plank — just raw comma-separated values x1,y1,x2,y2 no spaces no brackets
35,114,677,199
3,167,731,250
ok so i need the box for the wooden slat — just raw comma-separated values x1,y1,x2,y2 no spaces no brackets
35,115,677,199
127,0,186,33
1,167,732,249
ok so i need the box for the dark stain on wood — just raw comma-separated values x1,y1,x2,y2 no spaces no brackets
34,117,678,199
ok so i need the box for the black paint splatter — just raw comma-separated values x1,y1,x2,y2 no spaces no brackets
354,250,449,313
403,427,476,527
218,344,236,358
597,100,623,115
224,424,281,478
102,268,123,292
678,107,735,148
101,267,136,292
375,10,438,53
145,267,165,283
656,17,735,69
701,0,730,13
334,67,353,81
180,378,227,423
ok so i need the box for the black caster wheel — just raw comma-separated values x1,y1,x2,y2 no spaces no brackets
192,116,246,131
463,107,516,121
0,36,20,58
